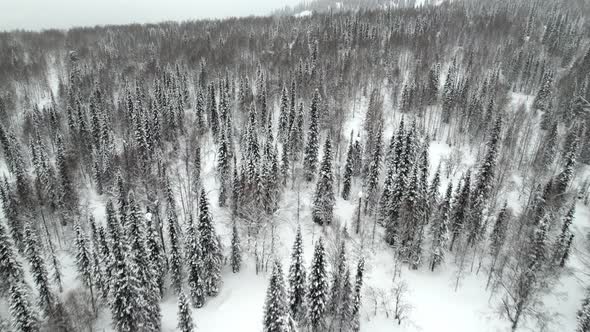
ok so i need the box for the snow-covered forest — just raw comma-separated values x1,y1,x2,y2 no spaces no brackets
1,0,590,331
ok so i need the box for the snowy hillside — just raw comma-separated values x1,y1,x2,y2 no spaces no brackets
1,1,590,332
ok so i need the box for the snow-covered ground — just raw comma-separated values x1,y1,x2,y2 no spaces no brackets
83,92,589,331
1,84,586,332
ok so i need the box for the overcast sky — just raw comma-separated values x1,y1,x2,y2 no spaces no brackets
0,0,303,31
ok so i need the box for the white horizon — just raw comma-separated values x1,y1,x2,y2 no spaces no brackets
0,0,303,32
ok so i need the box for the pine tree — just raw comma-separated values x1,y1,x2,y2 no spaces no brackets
263,260,291,332
287,225,306,321
177,291,195,332
231,221,242,273
430,182,452,271
9,282,39,332
198,189,223,296
303,89,321,182
308,238,329,331
312,137,335,225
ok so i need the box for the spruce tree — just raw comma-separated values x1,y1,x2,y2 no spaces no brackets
449,170,471,251
125,197,157,330
469,116,501,246
177,291,195,332
533,70,554,113
74,219,95,311
186,221,205,308
0,220,24,294
198,189,223,296
537,122,558,171
341,134,354,200
312,137,335,225
577,288,590,332
289,102,305,162
110,224,139,332
308,238,329,331
489,203,509,259
430,182,452,271
193,146,201,195
559,234,574,268
328,241,347,315
279,85,290,142
554,202,575,267
303,89,321,182
56,134,77,211
263,260,291,332
429,164,441,208
97,225,111,299
364,125,383,214
231,221,242,273
9,282,39,332
217,129,231,207
337,268,353,331
398,166,420,263
529,215,549,271
351,258,365,332
352,134,363,177
24,222,54,317
145,215,166,297
49,244,63,293
168,207,183,294
280,144,290,186
555,132,578,195
287,225,306,321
